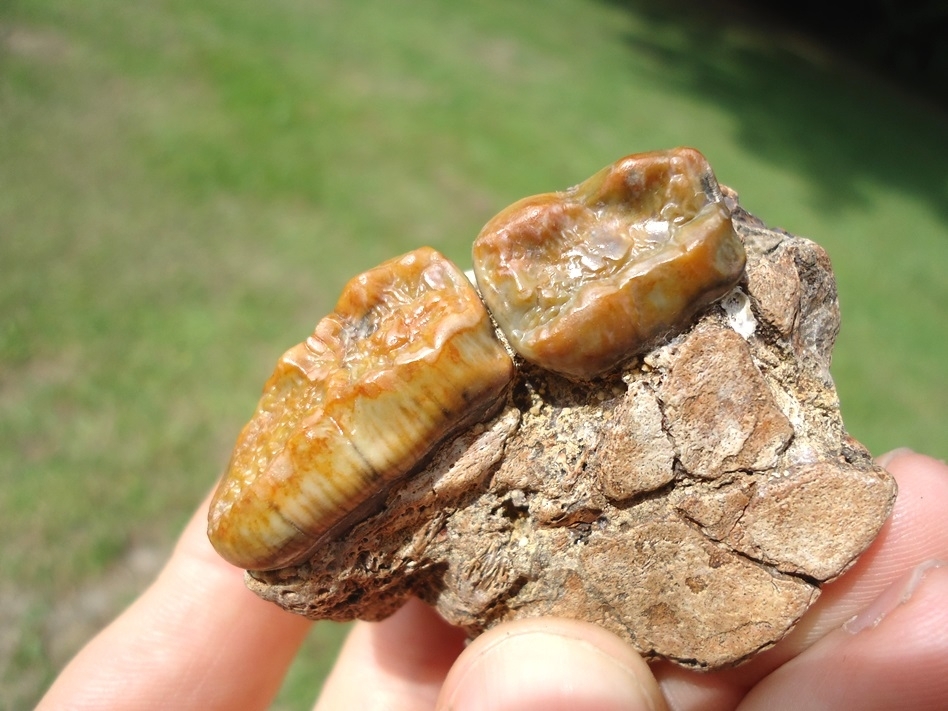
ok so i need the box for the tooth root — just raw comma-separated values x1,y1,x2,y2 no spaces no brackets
208,247,514,571
472,147,747,380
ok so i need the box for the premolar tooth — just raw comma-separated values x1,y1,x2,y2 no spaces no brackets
208,247,514,570
472,147,747,379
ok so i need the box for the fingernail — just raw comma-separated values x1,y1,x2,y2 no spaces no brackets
874,447,915,469
440,627,661,711
844,559,948,634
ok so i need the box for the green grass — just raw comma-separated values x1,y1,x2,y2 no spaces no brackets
2,0,946,708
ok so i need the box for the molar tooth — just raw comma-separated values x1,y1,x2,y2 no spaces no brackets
208,247,514,570
472,147,747,379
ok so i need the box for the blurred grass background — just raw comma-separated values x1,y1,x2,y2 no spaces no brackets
1,0,946,708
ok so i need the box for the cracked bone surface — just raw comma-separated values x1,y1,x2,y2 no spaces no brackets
212,149,897,669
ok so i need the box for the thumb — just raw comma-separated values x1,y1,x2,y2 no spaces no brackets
436,618,667,711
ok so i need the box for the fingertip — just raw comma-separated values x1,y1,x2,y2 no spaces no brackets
171,490,242,576
37,493,314,711
843,559,948,635
877,448,948,481
315,598,466,711
742,561,948,711
437,618,667,711
874,447,916,469
761,448,948,657
361,597,469,685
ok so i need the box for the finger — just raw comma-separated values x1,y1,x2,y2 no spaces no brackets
38,495,312,711
750,450,948,667
314,597,468,711
654,450,948,709
437,617,668,711
737,559,948,711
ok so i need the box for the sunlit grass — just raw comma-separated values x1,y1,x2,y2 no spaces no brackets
2,0,945,708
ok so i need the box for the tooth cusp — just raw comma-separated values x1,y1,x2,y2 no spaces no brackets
208,247,514,570
472,147,747,379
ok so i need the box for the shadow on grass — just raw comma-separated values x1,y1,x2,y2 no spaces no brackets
597,0,948,222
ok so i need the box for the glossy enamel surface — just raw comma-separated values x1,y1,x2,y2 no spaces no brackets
472,147,746,378
208,247,514,570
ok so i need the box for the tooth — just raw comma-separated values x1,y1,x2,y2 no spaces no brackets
472,147,747,379
208,247,515,570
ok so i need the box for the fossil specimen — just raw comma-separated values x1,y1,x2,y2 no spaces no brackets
209,148,897,669
473,147,746,378
208,247,514,570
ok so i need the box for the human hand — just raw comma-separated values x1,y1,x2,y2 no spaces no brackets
38,449,948,711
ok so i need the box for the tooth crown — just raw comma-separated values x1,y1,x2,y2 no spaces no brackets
208,247,515,570
209,148,748,571
472,147,747,378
